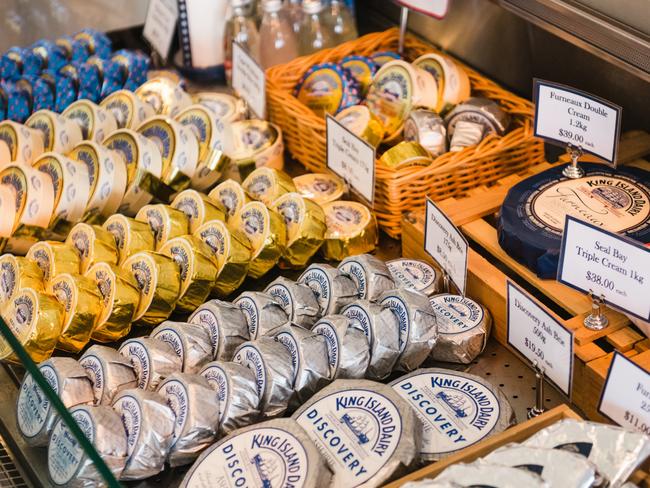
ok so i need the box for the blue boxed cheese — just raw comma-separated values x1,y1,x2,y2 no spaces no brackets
188,299,250,361
338,254,395,302
265,276,321,329
233,291,289,340
292,379,421,488
391,368,515,462
180,418,332,488
298,263,359,317
313,314,370,380
151,321,213,374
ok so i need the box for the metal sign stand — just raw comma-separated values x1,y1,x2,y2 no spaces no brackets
562,144,585,179
584,290,610,330
528,360,547,419
398,7,409,55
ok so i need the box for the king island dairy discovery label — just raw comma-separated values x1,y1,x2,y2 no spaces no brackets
17,366,58,439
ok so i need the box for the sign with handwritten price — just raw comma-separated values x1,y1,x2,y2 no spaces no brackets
232,42,266,119
143,0,179,60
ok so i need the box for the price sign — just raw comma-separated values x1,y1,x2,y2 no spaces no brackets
424,198,468,294
232,42,266,119
558,216,650,321
533,79,622,165
326,115,375,204
393,0,449,18
599,352,650,435
143,0,179,60
507,281,574,396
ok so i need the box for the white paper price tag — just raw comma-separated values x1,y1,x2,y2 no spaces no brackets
558,216,650,321
326,114,375,204
143,0,179,60
424,198,468,294
507,281,574,396
534,79,622,165
599,352,650,435
393,0,449,18
232,42,266,119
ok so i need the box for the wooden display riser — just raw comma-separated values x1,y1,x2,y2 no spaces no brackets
401,131,650,423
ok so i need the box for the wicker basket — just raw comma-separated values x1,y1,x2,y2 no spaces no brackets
266,28,545,238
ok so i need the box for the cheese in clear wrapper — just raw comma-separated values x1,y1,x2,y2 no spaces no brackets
242,167,296,206
298,263,358,316
199,361,260,435
171,189,226,233
188,299,250,361
48,272,102,353
28,241,81,285
403,110,448,158
207,179,250,220
112,388,175,480
118,337,182,391
322,201,378,260
234,291,289,340
85,262,140,342
380,288,438,372
151,321,213,374
160,235,218,312
193,219,251,297
236,201,287,278
0,120,45,165
102,214,155,265
338,253,395,302
47,405,127,487
156,372,220,467
313,315,370,379
121,250,181,326
265,276,320,329
135,204,189,251
16,357,94,447
272,192,326,268
26,109,83,155
293,172,346,205
66,223,118,274
387,258,443,296
0,287,63,363
0,254,44,305
292,379,421,488
233,337,295,418
79,345,138,406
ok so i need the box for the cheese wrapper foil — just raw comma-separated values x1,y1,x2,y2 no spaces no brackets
66,223,118,274
118,337,182,391
298,263,358,316
135,204,189,251
265,276,320,329
338,253,395,302
242,167,296,206
0,254,44,306
79,345,138,405
233,291,289,340
171,189,226,234
27,241,80,283
103,214,155,265
321,201,378,260
313,315,370,380
151,321,213,374
188,299,250,361
207,179,250,221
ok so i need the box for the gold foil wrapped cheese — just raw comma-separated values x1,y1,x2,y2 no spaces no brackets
321,201,378,260
135,77,192,118
26,241,80,283
66,223,118,274
271,192,326,268
159,236,218,312
0,287,63,363
235,201,287,279
242,168,296,207
102,214,155,265
293,172,346,206
208,179,250,221
135,204,189,251
224,120,284,178
0,254,44,305
122,251,181,327
335,105,384,148
85,262,140,342
171,189,227,234
194,219,252,297
379,141,432,169
47,273,102,353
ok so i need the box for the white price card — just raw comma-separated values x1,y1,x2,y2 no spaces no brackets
507,281,574,396
558,216,650,321
599,352,650,435
393,0,449,18
326,114,375,204
424,198,468,294
533,79,622,165
143,0,179,60
232,42,266,119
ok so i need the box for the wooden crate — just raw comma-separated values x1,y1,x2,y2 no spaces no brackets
401,131,650,422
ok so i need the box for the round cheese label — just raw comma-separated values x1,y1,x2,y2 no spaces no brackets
429,294,485,334
233,345,266,399
299,267,332,315
17,366,59,439
266,283,295,318
195,220,228,268
152,327,185,369
119,340,152,390
189,309,221,358
387,259,438,294
342,304,373,344
200,364,228,422
159,379,189,442
380,295,410,353
338,259,368,298
112,394,143,456
275,332,300,383
293,173,345,205
295,65,345,117
48,408,94,485
240,203,269,251
104,132,139,184
235,296,260,339
78,354,105,405
313,321,341,373
366,62,413,135
139,120,176,169
323,202,371,238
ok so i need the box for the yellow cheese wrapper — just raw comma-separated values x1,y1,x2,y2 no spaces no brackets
242,167,296,207
171,189,227,234
66,223,118,274
208,179,250,221
135,204,189,251
103,214,155,264
26,241,80,283
0,254,44,306
321,201,378,260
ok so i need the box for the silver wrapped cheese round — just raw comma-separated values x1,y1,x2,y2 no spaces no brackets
199,361,261,435
273,324,331,405
179,418,332,488
391,368,515,462
17,357,94,447
188,299,250,361
151,321,213,374
435,463,547,487
233,291,289,339
292,379,421,488
341,300,400,380
298,263,358,316
386,258,443,296
338,253,395,302
47,405,127,487
79,345,138,406
429,294,491,364
118,337,182,391
232,336,295,418
112,388,176,480
313,315,370,380
157,372,220,467
264,276,320,329
380,288,438,372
